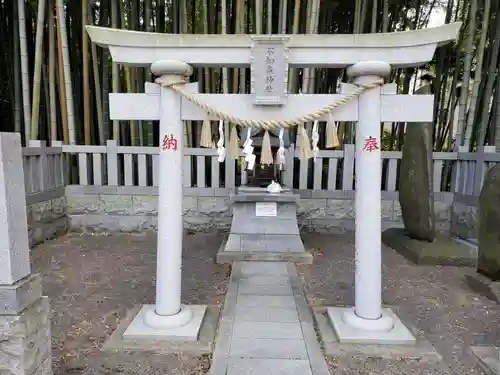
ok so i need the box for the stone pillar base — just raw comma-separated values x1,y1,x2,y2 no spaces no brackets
0,296,52,375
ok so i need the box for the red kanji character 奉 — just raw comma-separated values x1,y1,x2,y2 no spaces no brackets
362,136,378,152
162,134,178,151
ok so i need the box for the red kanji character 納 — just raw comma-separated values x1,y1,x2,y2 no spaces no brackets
162,134,178,151
362,136,378,152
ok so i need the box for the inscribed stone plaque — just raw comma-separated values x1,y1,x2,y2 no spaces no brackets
255,202,277,217
250,36,289,106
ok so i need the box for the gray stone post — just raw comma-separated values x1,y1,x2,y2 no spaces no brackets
0,133,52,375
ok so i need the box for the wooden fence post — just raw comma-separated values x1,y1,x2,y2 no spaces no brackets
107,140,118,186
342,144,355,191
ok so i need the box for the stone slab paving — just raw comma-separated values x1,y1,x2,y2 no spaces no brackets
209,261,329,375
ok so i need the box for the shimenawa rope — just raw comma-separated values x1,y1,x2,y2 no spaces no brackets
155,75,383,164
156,77,383,131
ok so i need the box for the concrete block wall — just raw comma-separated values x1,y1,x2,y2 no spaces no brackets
65,186,453,234
26,188,68,247
451,194,478,240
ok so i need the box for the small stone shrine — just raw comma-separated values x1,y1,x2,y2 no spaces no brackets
241,128,290,187
217,184,311,263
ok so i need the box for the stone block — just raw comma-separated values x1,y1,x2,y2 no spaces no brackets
477,164,500,280
470,346,500,375
231,218,299,235
183,196,198,214
240,262,288,276
234,307,299,323
226,358,312,375
434,201,451,222
232,321,303,339
198,197,230,216
297,199,327,219
30,201,49,222
398,84,436,242
237,284,293,296
325,199,354,219
326,306,416,345
381,200,394,220
451,202,478,239
123,304,206,342
0,274,42,314
66,193,100,215
0,133,31,285
465,273,500,303
313,307,440,362
0,297,52,375
229,338,308,359
382,227,477,267
236,295,296,309
239,234,304,252
132,195,158,215
99,194,133,215
51,197,67,216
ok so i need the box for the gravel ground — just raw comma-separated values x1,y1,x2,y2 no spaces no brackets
31,231,231,375
31,231,499,374
298,233,500,375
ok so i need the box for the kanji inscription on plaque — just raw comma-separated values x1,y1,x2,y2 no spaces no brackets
250,36,289,106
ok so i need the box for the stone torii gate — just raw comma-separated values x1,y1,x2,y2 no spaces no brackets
87,24,460,343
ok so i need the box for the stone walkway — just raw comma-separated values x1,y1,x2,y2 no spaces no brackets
209,261,329,375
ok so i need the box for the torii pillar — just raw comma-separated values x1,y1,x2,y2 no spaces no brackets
326,61,416,344
121,60,208,340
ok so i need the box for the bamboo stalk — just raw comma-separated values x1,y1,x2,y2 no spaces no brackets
456,0,477,147
287,0,300,94
111,0,120,143
56,0,76,144
13,1,22,134
18,0,31,142
31,0,46,140
91,29,104,145
371,0,378,32
48,0,57,141
56,9,68,145
83,0,90,144
120,0,136,146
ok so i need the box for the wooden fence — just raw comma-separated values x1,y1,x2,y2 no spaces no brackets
23,141,65,196
20,140,500,196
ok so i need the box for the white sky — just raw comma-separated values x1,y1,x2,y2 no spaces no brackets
428,8,447,27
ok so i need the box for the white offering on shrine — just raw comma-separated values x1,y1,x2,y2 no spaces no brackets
266,180,282,194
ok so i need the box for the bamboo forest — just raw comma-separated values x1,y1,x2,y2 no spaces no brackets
0,0,498,151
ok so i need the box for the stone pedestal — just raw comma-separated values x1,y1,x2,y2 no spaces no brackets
0,132,52,375
217,186,311,264
0,297,52,375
